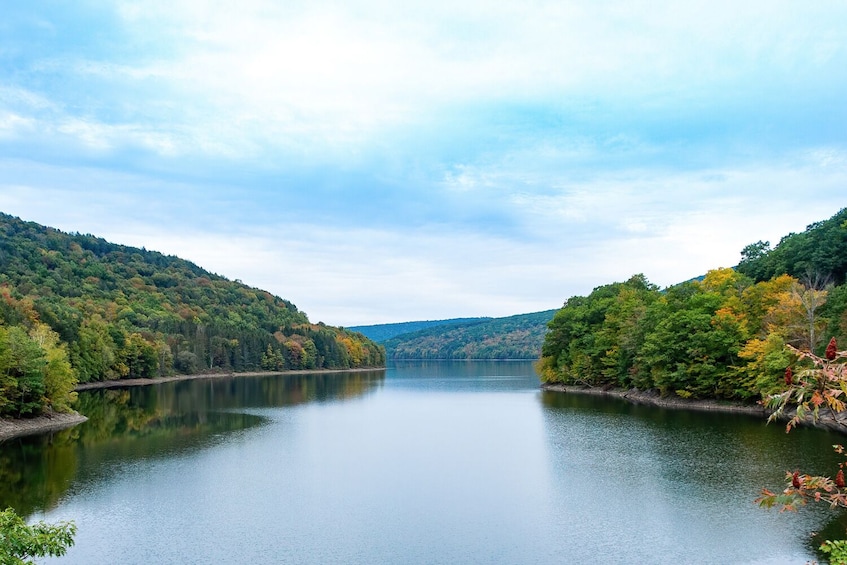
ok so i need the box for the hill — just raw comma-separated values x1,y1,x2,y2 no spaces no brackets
348,317,490,342
0,212,384,418
382,310,556,360
539,207,847,402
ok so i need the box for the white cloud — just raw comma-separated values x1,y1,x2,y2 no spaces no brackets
9,0,838,162
1,1,845,325
0,112,34,138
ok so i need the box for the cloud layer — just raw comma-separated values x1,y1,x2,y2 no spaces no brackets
1,1,846,324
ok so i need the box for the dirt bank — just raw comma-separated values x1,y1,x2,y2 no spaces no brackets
74,367,386,391
0,412,88,442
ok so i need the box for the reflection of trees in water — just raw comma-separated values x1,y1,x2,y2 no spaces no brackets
0,428,77,517
0,370,384,517
540,389,844,505
811,511,847,561
156,370,385,411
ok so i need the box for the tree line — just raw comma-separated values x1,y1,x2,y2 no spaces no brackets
0,213,384,418
539,207,847,401
383,310,556,360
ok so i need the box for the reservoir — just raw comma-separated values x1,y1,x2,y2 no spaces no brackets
3,361,845,564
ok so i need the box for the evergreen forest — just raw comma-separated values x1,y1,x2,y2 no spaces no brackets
539,207,847,401
0,213,384,419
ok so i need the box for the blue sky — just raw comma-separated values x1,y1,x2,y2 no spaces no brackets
1,1,846,325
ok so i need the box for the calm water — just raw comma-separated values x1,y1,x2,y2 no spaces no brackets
3,361,846,564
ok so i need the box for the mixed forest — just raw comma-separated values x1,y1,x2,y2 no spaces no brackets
0,213,384,419
349,317,490,343
539,207,847,402
379,310,556,360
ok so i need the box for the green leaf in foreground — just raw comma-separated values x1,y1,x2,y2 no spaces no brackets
0,507,76,565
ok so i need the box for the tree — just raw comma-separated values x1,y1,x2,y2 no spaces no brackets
793,276,831,353
30,324,78,413
0,507,76,564
0,327,46,418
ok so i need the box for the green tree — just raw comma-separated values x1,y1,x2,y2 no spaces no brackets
261,344,284,371
0,327,46,418
71,316,117,383
736,208,847,284
30,324,77,413
0,507,76,564
635,275,751,399
119,333,159,378
539,276,661,386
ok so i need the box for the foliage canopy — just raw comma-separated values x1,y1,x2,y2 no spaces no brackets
0,213,384,417
539,208,847,401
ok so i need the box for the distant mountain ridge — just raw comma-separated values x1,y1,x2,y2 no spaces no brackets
348,317,490,342
373,310,557,360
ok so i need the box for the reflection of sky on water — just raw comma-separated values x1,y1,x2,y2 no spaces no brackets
3,362,842,564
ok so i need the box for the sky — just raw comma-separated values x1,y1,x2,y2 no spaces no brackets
1,1,846,326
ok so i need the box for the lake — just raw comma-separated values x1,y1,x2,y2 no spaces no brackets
3,361,845,564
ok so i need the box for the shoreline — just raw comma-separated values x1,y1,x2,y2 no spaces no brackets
1,367,384,441
541,383,768,415
74,366,386,391
542,383,847,435
0,412,88,442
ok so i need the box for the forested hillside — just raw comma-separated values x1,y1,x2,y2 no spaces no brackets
348,317,489,342
383,310,556,359
737,207,847,284
0,213,384,418
539,208,847,401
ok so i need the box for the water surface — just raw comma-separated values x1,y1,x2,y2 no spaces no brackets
2,361,844,564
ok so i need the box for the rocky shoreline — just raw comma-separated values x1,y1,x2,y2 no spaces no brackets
542,383,847,435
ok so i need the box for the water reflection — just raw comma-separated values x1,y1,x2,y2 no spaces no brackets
6,362,847,564
540,390,847,563
541,390,843,476
0,370,384,516
387,360,539,392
